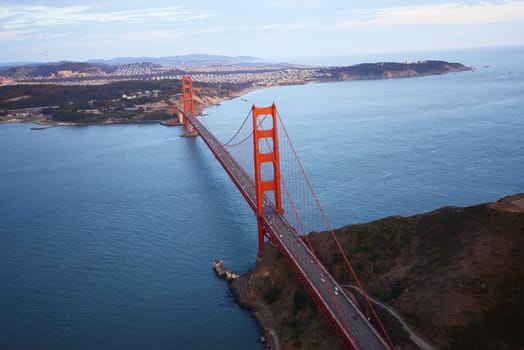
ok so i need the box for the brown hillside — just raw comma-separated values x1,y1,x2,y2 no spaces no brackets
234,194,524,350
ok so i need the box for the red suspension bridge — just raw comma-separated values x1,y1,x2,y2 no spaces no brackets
180,76,394,350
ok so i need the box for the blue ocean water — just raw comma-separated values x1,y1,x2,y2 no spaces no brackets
207,46,524,226
0,125,263,349
1,46,523,349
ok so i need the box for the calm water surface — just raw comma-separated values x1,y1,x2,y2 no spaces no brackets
1,47,523,349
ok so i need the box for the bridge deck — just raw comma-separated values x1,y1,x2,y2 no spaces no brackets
186,114,389,350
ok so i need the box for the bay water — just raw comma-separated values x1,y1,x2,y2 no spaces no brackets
1,46,523,349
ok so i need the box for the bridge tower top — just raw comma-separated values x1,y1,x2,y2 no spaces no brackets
182,75,197,137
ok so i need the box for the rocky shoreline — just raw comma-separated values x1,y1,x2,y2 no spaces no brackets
231,276,283,350
232,277,283,350
212,259,281,349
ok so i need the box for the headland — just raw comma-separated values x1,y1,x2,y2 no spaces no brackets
0,60,471,126
232,194,524,350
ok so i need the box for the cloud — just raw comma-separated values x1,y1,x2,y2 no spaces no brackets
0,29,34,40
115,29,182,42
334,0,524,28
256,22,318,31
0,5,214,38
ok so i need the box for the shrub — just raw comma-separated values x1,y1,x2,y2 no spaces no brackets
263,287,282,304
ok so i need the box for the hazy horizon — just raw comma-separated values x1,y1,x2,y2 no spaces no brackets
2,44,523,68
1,1,523,64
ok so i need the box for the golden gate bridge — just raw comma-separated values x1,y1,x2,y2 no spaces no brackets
179,76,394,350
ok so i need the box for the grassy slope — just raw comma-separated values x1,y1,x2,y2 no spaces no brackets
245,194,524,349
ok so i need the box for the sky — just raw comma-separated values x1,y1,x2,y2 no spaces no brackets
1,0,524,63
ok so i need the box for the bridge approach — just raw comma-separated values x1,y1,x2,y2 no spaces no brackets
185,110,390,350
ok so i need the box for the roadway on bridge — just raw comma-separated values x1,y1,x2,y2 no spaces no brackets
186,114,390,350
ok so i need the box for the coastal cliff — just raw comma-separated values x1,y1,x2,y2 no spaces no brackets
320,61,471,81
232,194,524,350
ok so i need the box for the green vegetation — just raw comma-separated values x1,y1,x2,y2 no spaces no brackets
318,201,524,349
377,279,405,302
0,80,181,123
321,61,471,80
0,79,251,124
263,287,282,304
140,111,171,121
0,80,178,109
293,290,309,315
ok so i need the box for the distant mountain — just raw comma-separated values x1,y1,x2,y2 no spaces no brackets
0,54,265,71
0,59,470,87
0,61,39,67
87,54,265,66
0,62,41,72
0,61,117,80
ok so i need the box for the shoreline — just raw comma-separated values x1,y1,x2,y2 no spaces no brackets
212,259,281,349
193,85,265,116
1,61,472,127
0,118,176,127
0,86,265,127
229,275,282,350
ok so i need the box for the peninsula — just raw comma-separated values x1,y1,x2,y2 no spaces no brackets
0,59,471,125
233,194,524,350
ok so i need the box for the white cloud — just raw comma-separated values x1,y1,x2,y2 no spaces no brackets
0,29,33,40
335,0,524,28
257,22,318,31
116,29,181,42
0,5,214,36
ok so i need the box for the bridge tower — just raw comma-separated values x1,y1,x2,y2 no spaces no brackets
182,75,197,137
252,103,283,253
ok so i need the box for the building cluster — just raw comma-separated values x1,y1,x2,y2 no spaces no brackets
189,68,324,86
147,68,326,86
112,63,166,77
122,90,161,100
1,63,328,87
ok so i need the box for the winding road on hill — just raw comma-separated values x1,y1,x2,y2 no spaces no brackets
343,285,439,350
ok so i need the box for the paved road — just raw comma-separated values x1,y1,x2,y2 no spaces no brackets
344,285,439,350
187,115,390,350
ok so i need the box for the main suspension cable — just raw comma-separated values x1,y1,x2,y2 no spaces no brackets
276,111,395,350
222,109,253,146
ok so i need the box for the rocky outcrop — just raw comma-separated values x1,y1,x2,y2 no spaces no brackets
212,259,240,281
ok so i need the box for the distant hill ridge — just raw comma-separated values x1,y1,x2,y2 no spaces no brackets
0,57,471,86
0,54,265,70
320,60,470,80
87,54,265,66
